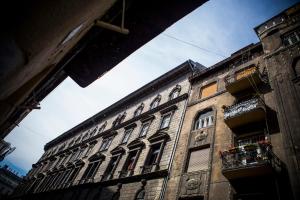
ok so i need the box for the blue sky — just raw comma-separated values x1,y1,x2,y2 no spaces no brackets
2,0,298,176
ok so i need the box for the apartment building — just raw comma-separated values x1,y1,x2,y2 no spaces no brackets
165,3,300,200
12,3,300,200
13,61,204,200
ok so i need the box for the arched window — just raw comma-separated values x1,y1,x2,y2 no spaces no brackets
89,126,98,138
293,58,300,77
98,122,107,134
194,110,214,130
134,104,144,117
150,95,161,110
169,85,181,100
113,113,126,127
135,189,145,200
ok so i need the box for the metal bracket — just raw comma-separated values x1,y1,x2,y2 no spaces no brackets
95,0,129,35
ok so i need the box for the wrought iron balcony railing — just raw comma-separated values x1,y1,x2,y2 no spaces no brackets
220,142,282,179
224,97,266,129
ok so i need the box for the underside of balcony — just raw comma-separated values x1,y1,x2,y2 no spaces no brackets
222,161,273,180
225,67,263,95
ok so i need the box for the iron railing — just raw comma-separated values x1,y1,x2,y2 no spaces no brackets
220,142,282,171
224,97,264,120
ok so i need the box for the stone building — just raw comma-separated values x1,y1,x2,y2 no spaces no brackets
12,3,300,200
164,3,300,200
13,61,204,200
0,165,22,198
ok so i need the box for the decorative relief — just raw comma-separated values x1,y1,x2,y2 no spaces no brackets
194,131,208,144
190,128,211,148
185,178,201,190
180,171,207,197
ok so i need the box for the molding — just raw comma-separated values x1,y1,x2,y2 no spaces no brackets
44,60,198,150
160,105,178,114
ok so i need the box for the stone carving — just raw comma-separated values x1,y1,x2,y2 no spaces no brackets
194,131,208,143
185,178,200,190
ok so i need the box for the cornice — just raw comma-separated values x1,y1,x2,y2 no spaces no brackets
45,60,198,150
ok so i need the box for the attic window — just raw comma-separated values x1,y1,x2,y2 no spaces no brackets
61,23,84,45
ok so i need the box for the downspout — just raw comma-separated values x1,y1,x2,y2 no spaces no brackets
159,79,191,200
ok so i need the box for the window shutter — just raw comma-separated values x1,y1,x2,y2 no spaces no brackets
187,148,210,172
200,83,217,99
236,66,256,80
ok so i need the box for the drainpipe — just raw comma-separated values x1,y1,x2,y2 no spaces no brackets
159,81,191,200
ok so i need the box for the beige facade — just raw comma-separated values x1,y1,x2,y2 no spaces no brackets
12,3,300,200
14,61,204,200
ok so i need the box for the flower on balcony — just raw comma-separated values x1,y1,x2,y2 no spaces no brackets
258,140,272,148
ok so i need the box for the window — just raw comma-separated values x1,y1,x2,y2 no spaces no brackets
121,129,132,144
186,148,210,172
68,139,75,147
121,150,138,177
113,113,126,127
135,189,145,200
294,59,300,77
134,105,144,117
139,123,150,138
89,126,98,138
66,166,81,183
98,122,107,134
283,29,300,46
160,113,171,129
69,150,78,163
170,89,180,100
75,135,82,144
147,145,160,166
84,144,95,157
103,156,119,180
143,140,166,174
200,82,217,99
169,85,181,100
81,159,102,180
150,96,161,110
194,110,214,130
82,130,90,141
99,137,113,151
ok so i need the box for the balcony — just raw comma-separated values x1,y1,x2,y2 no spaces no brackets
225,66,263,94
220,142,282,180
224,98,266,129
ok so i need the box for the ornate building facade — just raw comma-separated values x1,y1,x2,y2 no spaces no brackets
12,3,300,200
13,61,204,200
164,3,300,200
